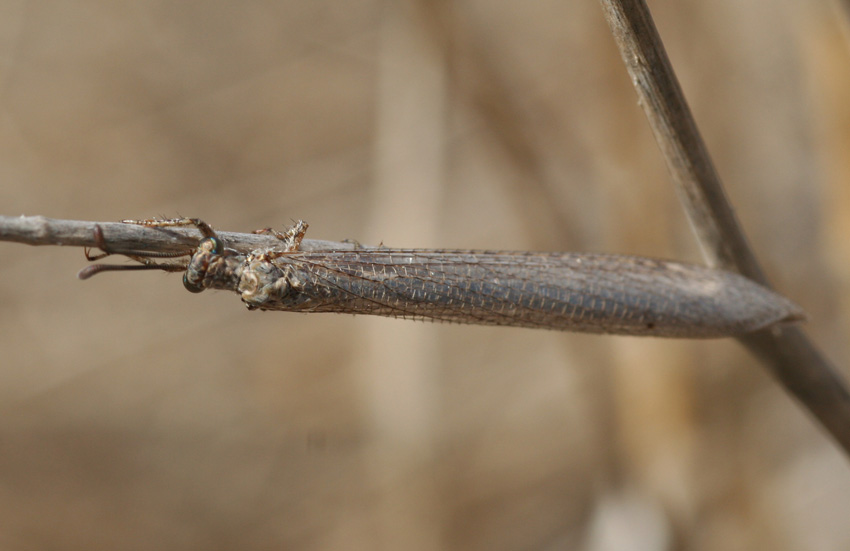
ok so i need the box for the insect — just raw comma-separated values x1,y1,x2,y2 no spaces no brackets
79,218,804,338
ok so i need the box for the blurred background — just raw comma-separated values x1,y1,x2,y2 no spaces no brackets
1,1,849,549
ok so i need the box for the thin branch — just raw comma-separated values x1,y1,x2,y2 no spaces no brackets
598,1,763,279
598,0,850,454
0,215,359,256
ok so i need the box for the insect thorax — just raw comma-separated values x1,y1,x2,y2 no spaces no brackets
236,255,292,310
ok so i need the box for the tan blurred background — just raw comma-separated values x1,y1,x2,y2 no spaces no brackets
1,1,850,549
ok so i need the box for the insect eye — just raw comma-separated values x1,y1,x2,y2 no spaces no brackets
199,236,223,254
183,272,205,293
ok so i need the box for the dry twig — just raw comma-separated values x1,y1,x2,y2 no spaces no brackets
598,0,850,453
0,215,358,255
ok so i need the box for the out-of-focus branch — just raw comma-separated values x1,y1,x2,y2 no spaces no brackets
598,0,850,454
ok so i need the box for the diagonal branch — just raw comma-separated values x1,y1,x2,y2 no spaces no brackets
598,0,850,454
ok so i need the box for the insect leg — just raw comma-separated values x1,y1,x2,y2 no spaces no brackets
84,224,114,261
79,224,193,280
121,217,217,239
252,220,308,257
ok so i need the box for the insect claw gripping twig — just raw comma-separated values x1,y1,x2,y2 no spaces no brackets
83,224,113,261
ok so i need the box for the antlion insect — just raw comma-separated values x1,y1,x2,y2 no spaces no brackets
78,217,804,338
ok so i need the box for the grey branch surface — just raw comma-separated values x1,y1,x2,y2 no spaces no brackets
598,0,850,454
0,215,359,255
